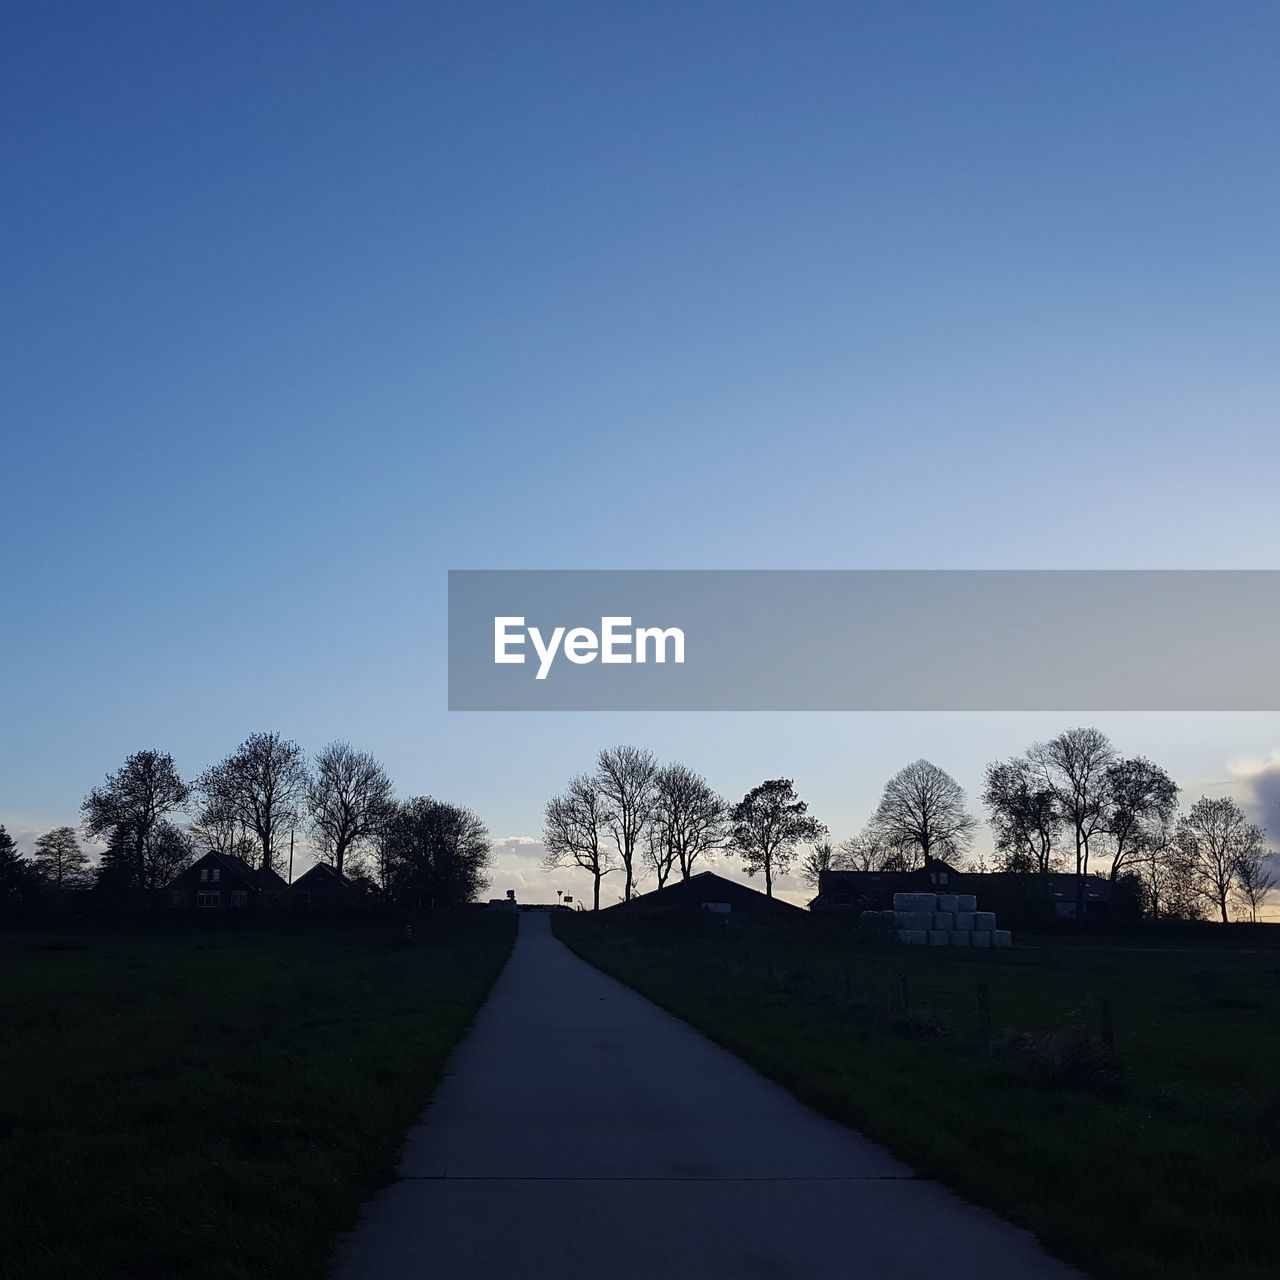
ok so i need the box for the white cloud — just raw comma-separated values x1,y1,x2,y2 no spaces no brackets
1226,749,1280,834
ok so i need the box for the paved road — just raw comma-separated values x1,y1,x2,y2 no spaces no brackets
333,912,1082,1279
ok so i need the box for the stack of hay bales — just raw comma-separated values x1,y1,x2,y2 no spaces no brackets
860,891,1012,948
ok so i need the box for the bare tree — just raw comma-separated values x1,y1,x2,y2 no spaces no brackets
983,757,1063,888
198,732,309,874
1026,727,1116,915
307,742,397,876
872,759,976,869
727,778,826,899
653,762,728,880
31,826,91,890
1232,840,1277,923
838,827,913,871
1176,796,1260,924
189,788,257,862
643,821,679,889
1102,756,1179,885
542,774,617,910
596,745,659,902
1134,815,1199,920
798,839,842,889
82,749,191,890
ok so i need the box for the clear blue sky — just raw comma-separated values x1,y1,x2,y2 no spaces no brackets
4,3,1279,899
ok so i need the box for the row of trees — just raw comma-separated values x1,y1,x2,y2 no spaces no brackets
980,728,1274,923
543,732,1278,922
543,746,826,907
1,735,493,909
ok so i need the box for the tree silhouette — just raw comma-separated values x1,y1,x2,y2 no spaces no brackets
382,797,491,907
983,758,1063,879
596,746,659,902
1027,728,1117,915
0,824,39,904
543,774,616,911
798,839,840,889
1177,796,1263,924
1232,839,1277,923
82,750,190,891
307,742,396,876
1102,757,1179,885
31,826,91,890
653,763,728,880
198,733,308,874
872,759,976,869
728,779,825,899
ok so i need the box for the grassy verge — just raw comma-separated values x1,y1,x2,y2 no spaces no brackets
1,912,515,1280
555,913,1279,1280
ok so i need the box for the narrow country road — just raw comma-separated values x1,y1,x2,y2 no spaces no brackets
333,911,1082,1279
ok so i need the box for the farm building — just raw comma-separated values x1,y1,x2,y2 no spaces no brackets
165,851,287,911
810,864,1116,920
617,870,805,918
282,861,365,911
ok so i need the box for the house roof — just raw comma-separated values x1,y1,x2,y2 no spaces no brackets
167,849,287,894
290,861,360,891
617,870,805,914
814,866,1113,901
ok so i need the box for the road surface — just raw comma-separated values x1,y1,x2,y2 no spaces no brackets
333,911,1082,1279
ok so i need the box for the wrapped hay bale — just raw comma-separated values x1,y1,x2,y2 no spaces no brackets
859,910,881,928
992,930,1013,948
949,930,972,947
928,929,950,946
936,894,959,913
972,912,997,931
933,911,954,930
880,909,898,927
895,929,928,945
892,891,937,912
970,930,992,948
954,912,975,930
899,910,934,930
956,894,977,912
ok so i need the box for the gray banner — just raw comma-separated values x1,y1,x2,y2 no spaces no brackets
447,570,1280,711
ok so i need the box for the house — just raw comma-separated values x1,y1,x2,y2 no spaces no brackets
166,851,287,911
617,870,805,917
282,861,365,911
810,861,963,913
972,870,1116,921
810,863,1114,919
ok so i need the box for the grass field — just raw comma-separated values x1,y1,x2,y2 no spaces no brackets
0,912,515,1280
555,913,1280,1280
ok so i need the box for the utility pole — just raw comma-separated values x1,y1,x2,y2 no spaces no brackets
288,829,295,884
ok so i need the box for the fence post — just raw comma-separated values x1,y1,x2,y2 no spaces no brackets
977,983,991,1036
1099,997,1115,1051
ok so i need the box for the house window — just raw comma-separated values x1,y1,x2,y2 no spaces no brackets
200,868,209,882
196,890,221,908
211,868,220,882
230,891,248,908
292,891,311,909
938,872,949,884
